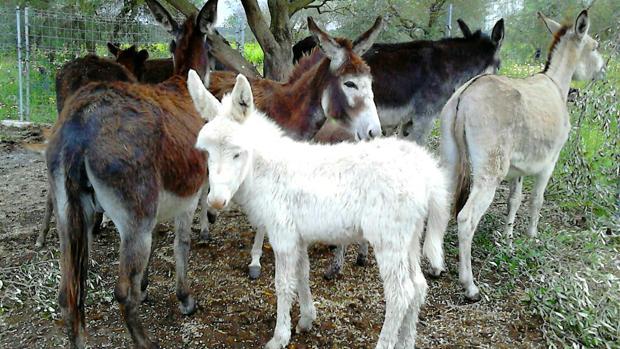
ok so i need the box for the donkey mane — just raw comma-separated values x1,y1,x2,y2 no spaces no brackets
543,24,571,73
287,48,324,82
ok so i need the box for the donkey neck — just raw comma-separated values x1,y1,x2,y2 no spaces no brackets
544,37,580,99
267,59,331,140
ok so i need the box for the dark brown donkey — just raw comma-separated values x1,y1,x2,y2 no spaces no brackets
208,17,383,279
108,31,232,84
45,0,217,347
106,43,150,82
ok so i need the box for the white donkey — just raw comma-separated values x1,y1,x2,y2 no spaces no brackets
441,10,605,301
188,70,450,349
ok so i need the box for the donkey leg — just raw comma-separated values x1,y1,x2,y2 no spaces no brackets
402,114,435,145
35,192,54,249
356,240,369,266
198,184,215,241
295,243,316,333
397,228,426,349
249,230,265,279
265,242,299,349
92,212,104,236
174,210,197,315
505,176,523,241
457,180,498,301
139,239,156,303
116,220,157,349
374,246,415,349
527,167,554,237
323,244,345,280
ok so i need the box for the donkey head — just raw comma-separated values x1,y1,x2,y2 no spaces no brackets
308,17,383,140
146,0,218,83
107,43,149,80
190,70,257,210
457,18,504,74
539,10,605,81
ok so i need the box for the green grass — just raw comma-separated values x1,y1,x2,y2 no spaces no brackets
0,42,266,123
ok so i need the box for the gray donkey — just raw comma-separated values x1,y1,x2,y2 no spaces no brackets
441,10,605,301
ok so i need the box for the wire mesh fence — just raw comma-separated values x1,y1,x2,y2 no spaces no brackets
0,7,21,122
0,6,241,124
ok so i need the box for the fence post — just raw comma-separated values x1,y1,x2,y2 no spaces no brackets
446,3,453,37
24,6,30,121
16,6,24,122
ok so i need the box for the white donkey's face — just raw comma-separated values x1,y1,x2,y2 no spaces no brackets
188,70,254,211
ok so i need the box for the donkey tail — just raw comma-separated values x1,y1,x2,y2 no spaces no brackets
441,76,484,217
422,169,450,274
58,145,90,344
452,97,471,216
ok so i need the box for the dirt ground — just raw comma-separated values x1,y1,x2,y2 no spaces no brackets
0,125,545,348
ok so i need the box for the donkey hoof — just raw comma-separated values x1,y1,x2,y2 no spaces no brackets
179,296,197,315
207,211,218,224
323,266,340,280
295,315,315,333
356,254,368,267
140,290,149,303
199,228,211,241
34,240,45,250
427,267,444,279
248,265,261,279
464,289,482,303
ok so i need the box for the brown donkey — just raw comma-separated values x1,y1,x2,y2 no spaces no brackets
209,17,383,141
45,0,217,347
208,17,383,279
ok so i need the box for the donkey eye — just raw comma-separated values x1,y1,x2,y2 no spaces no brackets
344,81,358,89
233,153,240,159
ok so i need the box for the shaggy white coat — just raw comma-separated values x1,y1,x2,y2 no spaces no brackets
188,71,450,349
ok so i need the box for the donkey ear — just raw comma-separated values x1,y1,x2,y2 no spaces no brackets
229,74,254,123
137,49,149,63
574,10,589,40
491,18,505,48
107,42,119,57
198,0,218,35
308,17,345,71
538,12,562,35
146,0,179,34
352,16,383,56
457,19,472,38
188,69,221,122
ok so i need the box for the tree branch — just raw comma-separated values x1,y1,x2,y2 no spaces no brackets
288,0,314,15
241,0,277,51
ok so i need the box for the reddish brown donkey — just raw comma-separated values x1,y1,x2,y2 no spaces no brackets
45,0,217,347
207,16,383,279
209,17,383,141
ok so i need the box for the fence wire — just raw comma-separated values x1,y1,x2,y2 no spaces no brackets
1,6,239,124
0,7,20,122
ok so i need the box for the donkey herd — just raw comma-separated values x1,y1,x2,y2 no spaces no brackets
29,0,605,347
